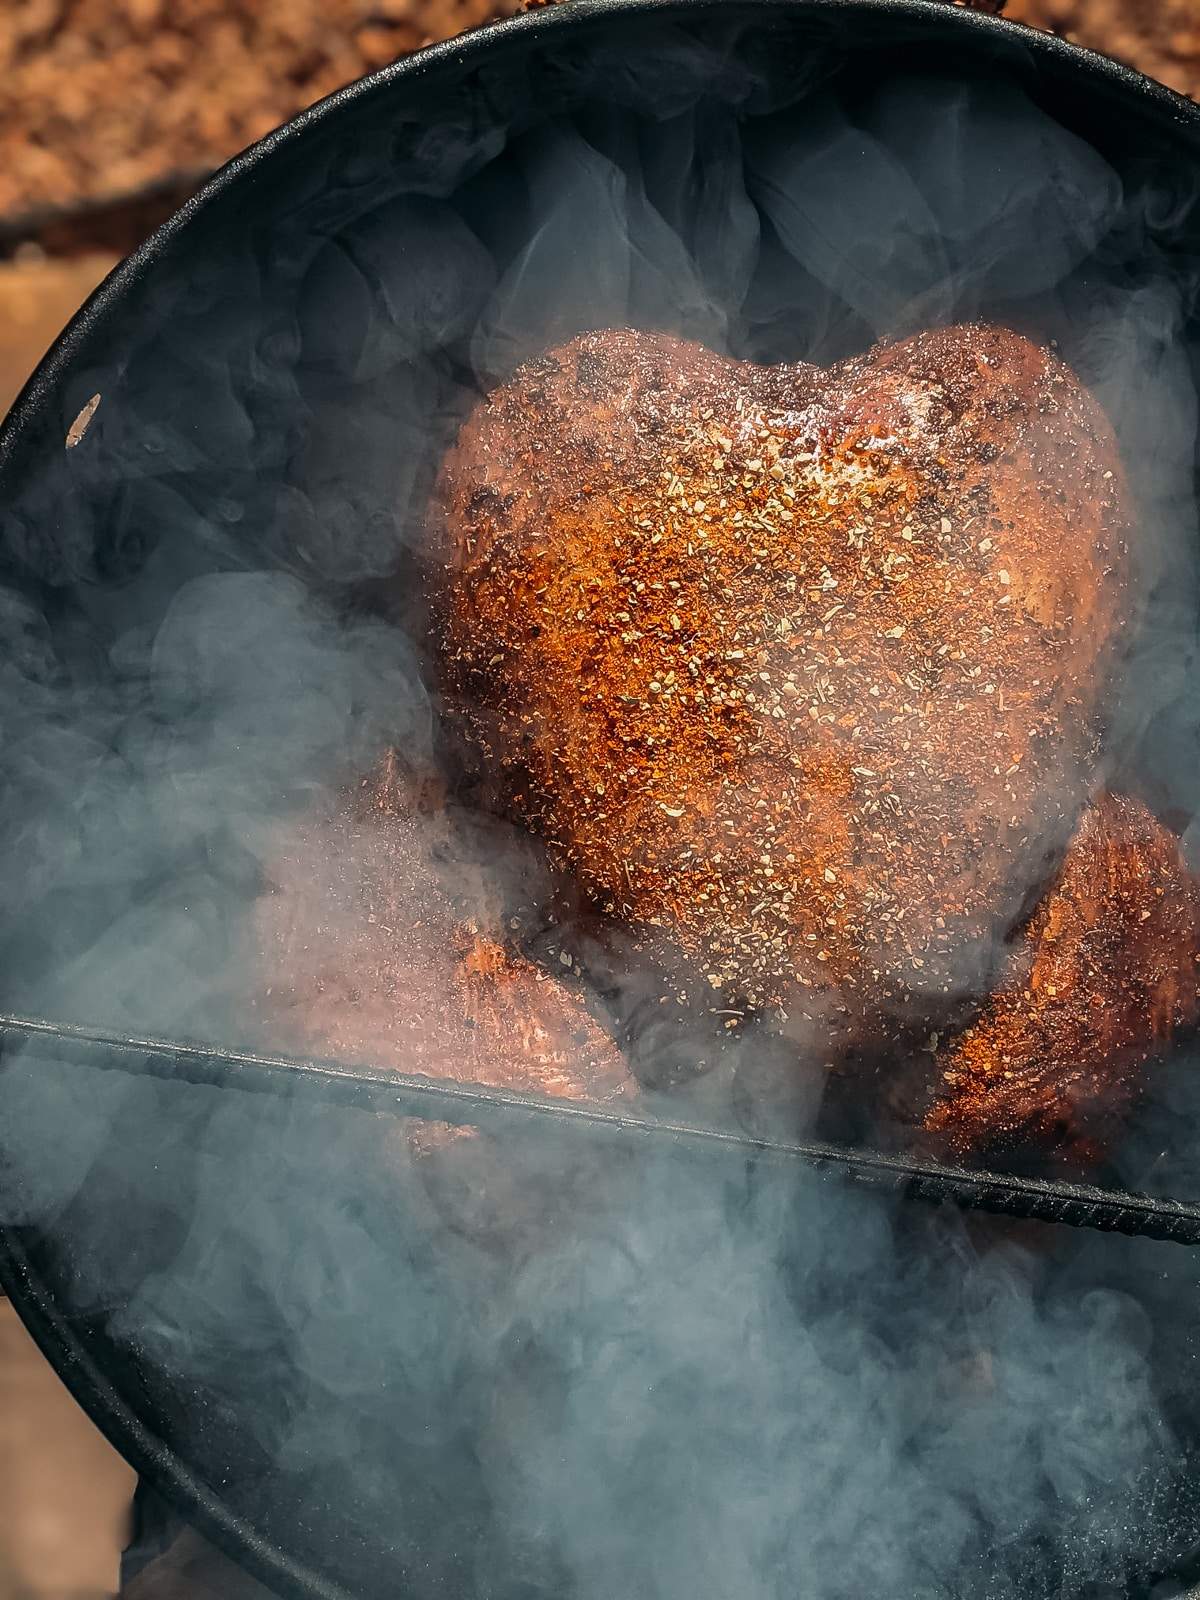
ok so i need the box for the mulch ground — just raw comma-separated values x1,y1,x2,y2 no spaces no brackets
0,0,517,231
0,0,1194,244
1005,0,1200,98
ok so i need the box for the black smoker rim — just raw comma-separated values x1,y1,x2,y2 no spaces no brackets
3,0,1199,480
1,3,1200,1597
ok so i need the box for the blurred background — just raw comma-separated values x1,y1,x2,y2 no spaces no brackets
0,0,1195,1594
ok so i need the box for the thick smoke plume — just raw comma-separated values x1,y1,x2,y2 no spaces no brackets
1,14,1200,1598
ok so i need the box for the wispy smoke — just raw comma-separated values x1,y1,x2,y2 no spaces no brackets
1,15,1200,1598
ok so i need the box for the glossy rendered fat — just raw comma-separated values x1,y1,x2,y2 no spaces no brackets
435,325,1131,1028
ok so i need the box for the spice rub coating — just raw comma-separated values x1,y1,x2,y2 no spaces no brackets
435,325,1131,1031
924,793,1200,1161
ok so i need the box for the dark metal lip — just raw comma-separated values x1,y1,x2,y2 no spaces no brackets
0,1228,355,1600
6,1011,1200,1600
5,1012,1200,1600
0,3,1198,1596
3,0,1200,472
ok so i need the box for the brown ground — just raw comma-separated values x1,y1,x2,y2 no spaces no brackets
0,1299,135,1600
1005,0,1200,100
0,0,519,233
0,252,117,415
0,0,1195,246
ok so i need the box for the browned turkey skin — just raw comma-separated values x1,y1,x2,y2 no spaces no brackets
253,758,635,1108
923,793,1200,1161
432,323,1200,1160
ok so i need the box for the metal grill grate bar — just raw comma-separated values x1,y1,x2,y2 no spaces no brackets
3,1011,1199,1245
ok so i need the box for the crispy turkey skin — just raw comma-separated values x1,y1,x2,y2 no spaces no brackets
922,793,1200,1161
254,759,634,1107
432,323,1198,1158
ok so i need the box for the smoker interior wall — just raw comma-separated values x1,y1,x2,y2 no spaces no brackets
2,5,1200,1598
9,1042,1200,1600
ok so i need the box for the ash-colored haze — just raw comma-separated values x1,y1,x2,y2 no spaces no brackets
0,22,1199,1598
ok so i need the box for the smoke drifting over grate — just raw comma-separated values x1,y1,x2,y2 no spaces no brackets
2,11,1200,1597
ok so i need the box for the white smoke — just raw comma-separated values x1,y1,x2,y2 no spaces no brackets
0,18,1198,1599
